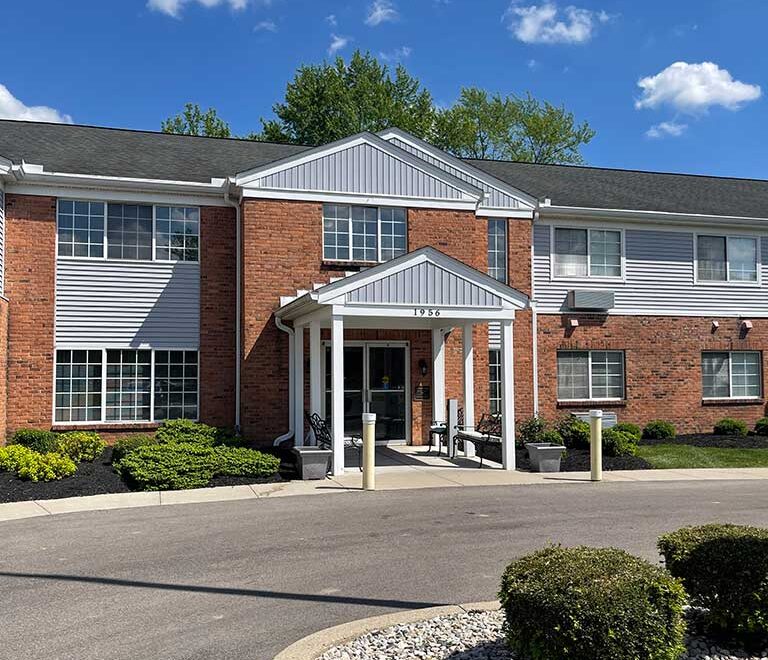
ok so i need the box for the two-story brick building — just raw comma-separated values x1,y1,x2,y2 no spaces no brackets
1,119,767,473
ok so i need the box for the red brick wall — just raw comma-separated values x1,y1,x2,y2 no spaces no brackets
0,297,8,442
199,205,236,428
537,314,768,433
4,194,57,436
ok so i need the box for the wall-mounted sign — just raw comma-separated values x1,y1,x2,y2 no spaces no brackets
413,385,431,401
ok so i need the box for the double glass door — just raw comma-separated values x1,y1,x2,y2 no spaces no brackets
324,343,408,443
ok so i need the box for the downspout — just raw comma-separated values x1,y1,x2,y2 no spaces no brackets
224,182,243,433
274,315,295,445
531,207,540,417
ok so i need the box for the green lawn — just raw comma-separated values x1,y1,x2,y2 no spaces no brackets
637,444,768,469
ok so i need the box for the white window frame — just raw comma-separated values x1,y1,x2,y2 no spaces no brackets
556,349,626,402
322,204,407,263
487,218,507,284
52,347,200,425
693,233,761,287
489,349,501,413
702,350,762,401
550,225,626,283
56,200,201,265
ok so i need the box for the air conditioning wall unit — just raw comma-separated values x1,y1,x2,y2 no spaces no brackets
570,411,618,428
567,289,615,311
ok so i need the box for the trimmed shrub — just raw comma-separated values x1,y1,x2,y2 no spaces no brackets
117,443,217,490
500,545,687,660
112,435,156,465
517,417,547,446
603,428,638,457
755,417,768,436
9,428,59,454
56,431,106,462
658,523,768,641
613,422,641,440
537,429,564,446
214,447,281,477
643,420,676,441
0,445,76,482
713,417,748,437
555,416,591,449
154,419,219,446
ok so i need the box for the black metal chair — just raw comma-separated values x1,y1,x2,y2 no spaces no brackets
455,412,502,468
430,407,464,456
305,412,363,472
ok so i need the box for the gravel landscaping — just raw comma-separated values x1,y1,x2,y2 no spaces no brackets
319,610,768,660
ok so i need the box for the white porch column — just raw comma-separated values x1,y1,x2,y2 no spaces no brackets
331,314,345,476
309,321,322,417
294,325,305,446
462,323,476,458
431,328,446,425
500,318,516,470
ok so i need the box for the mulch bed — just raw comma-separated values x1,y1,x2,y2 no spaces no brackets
640,433,768,449
0,446,292,504
474,444,652,471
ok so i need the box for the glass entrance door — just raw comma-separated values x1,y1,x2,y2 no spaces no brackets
323,343,409,443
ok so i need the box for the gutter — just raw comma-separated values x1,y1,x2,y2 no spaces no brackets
273,315,295,446
531,207,540,417
224,181,244,433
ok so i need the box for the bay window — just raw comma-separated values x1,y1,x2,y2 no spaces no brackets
702,351,761,399
323,203,407,262
553,227,622,279
697,235,758,283
557,350,625,401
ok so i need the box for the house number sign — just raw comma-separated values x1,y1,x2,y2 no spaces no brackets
413,308,441,317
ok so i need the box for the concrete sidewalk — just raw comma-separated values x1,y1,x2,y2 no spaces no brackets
2,454,768,523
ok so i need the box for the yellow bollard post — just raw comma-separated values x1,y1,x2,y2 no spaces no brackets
362,412,377,491
589,409,603,482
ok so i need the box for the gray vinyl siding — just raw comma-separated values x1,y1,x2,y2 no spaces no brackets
533,223,768,315
0,186,4,296
387,137,522,210
347,261,502,307
255,143,465,200
56,260,199,348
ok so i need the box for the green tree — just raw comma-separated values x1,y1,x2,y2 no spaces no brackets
254,50,435,145
434,88,595,164
161,103,232,138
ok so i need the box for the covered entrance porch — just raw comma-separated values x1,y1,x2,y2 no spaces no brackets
275,247,529,475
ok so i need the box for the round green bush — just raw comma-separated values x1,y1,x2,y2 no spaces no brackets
642,420,676,441
755,417,768,436
613,422,641,439
0,445,76,482
517,416,547,446
658,523,768,642
555,417,591,449
538,429,564,445
602,428,638,457
112,435,157,465
9,428,59,454
56,431,107,462
713,417,748,437
117,443,217,490
500,545,687,660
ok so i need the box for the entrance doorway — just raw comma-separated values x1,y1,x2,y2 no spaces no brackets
323,342,409,444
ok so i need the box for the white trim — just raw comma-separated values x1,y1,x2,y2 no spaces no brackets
701,350,763,400
538,308,768,318
432,328,446,429
482,208,535,219
500,319,515,471
556,349,625,403
693,232,761,287
462,323,475,458
549,225,626,283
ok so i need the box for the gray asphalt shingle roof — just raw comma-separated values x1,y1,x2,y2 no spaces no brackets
2,119,767,218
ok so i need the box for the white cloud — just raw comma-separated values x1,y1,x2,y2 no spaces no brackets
254,19,276,31
0,84,72,124
380,46,412,61
325,14,337,27
636,61,761,113
527,58,538,69
328,34,350,56
365,0,398,26
147,0,250,18
645,120,688,139
503,2,608,44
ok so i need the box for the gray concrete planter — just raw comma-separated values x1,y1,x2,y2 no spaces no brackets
292,447,332,480
525,443,566,473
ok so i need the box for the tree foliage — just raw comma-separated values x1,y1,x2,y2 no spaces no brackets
161,103,232,138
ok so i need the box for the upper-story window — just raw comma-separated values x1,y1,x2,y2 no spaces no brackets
57,200,200,263
322,203,407,262
697,235,758,283
487,218,507,283
553,227,622,279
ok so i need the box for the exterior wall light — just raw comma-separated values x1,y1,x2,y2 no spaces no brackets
742,320,753,331
711,320,719,330
419,359,428,376
569,318,579,328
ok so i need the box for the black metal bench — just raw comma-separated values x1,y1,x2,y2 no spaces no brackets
305,412,363,472
455,412,502,468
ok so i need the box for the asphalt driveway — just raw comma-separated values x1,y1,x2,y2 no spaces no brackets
2,480,768,660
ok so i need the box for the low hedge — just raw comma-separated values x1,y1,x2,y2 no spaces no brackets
0,445,77,482
658,523,768,642
555,417,591,450
154,419,244,447
602,427,638,457
112,435,156,464
613,422,641,439
499,545,687,660
537,429,564,446
9,429,60,454
713,417,748,437
643,420,676,441
56,431,107,462
756,417,768,436
116,442,281,491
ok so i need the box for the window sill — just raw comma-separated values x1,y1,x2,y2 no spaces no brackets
556,399,627,409
52,422,162,432
701,398,764,407
321,261,378,271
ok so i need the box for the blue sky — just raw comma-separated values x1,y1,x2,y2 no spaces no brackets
0,0,765,178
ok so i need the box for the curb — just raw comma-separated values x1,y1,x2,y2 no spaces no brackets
273,600,500,660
